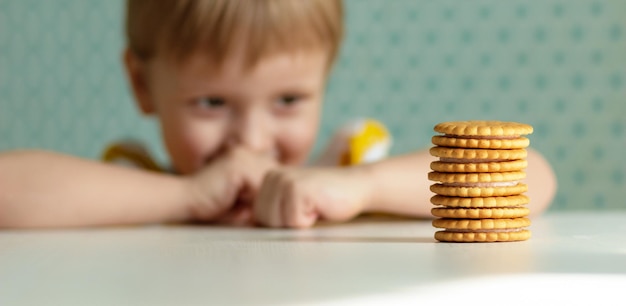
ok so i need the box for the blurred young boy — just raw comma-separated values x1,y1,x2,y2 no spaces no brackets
0,0,556,228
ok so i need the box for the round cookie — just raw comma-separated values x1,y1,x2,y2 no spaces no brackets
430,195,530,208
434,121,533,137
428,171,526,184
429,147,527,160
432,217,531,230
432,136,530,149
430,159,527,173
431,207,530,219
430,183,528,197
434,230,531,242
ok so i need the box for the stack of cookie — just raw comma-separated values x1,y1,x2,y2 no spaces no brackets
428,121,533,242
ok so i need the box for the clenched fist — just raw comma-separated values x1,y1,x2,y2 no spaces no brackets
253,166,372,228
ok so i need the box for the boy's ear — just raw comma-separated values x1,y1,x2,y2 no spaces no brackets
123,48,155,114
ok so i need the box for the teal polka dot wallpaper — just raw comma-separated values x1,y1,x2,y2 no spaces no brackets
1,0,625,211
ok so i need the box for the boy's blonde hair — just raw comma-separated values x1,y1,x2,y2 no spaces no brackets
126,0,344,69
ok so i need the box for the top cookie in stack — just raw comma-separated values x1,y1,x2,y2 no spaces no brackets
428,120,533,242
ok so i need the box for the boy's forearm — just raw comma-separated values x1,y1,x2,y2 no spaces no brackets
359,148,556,218
360,150,436,218
0,150,193,228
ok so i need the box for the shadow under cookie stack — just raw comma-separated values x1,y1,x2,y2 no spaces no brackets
428,121,533,242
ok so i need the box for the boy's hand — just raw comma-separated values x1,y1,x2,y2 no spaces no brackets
253,167,372,228
185,147,277,223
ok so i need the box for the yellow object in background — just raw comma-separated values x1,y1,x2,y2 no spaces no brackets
102,140,163,172
313,118,393,167
340,119,392,166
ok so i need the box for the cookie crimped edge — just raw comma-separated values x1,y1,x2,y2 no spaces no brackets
429,147,527,160
431,207,530,219
430,195,530,207
430,183,528,197
434,230,531,242
432,136,530,149
430,160,527,173
428,171,526,183
434,121,533,137
432,217,531,230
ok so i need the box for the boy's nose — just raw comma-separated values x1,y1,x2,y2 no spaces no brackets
230,113,273,155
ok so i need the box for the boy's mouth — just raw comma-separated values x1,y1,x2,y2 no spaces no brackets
204,147,280,164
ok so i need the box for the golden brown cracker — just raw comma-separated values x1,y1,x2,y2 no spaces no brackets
431,207,530,219
430,194,530,208
430,159,527,173
429,147,527,160
428,171,526,183
434,230,531,242
430,183,528,197
432,217,531,230
434,121,534,137
432,135,530,149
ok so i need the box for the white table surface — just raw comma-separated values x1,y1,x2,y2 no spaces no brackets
1,211,626,306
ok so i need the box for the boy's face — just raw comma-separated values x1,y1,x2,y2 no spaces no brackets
132,50,328,174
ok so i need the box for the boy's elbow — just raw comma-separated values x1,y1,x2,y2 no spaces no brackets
526,148,557,216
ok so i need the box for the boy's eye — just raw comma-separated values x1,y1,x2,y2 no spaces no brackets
196,97,226,108
276,95,300,107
